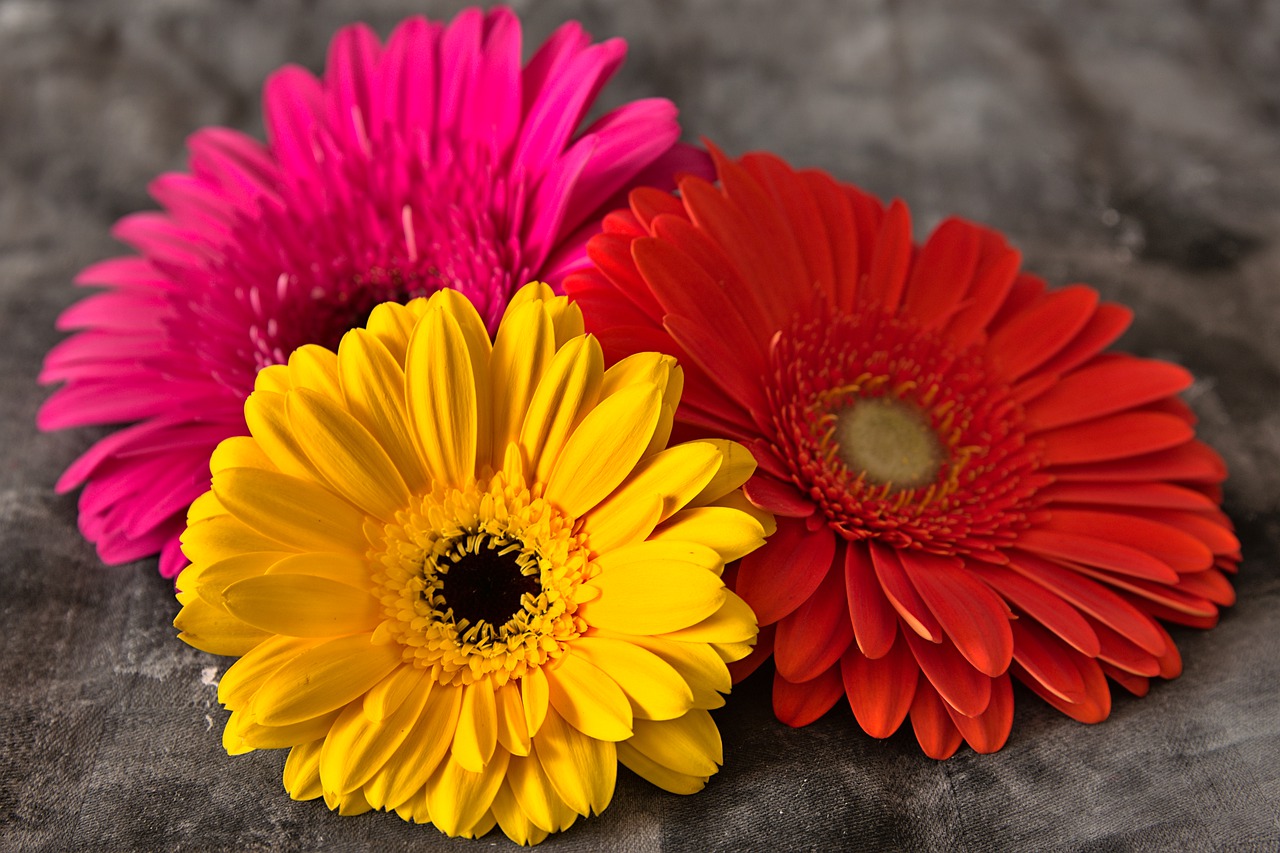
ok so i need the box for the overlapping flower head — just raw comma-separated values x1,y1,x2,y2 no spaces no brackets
565,147,1239,758
39,6,707,578
174,283,766,843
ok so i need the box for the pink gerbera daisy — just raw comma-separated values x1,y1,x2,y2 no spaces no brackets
39,7,705,578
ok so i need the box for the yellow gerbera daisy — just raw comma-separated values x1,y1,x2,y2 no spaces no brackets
173,282,770,844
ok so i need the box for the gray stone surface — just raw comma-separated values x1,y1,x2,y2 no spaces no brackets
3,0,1279,850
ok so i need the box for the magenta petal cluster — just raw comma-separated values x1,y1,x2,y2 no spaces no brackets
39,7,706,578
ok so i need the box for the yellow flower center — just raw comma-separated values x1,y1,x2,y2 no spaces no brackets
370,469,592,687
834,397,945,492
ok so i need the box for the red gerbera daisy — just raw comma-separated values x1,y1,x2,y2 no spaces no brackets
564,147,1240,758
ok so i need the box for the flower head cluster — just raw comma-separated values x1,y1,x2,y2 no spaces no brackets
175,283,766,842
566,148,1239,757
40,7,705,578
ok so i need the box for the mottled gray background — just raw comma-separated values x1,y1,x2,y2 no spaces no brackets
3,0,1279,850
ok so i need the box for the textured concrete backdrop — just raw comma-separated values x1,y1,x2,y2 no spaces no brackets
3,0,1279,850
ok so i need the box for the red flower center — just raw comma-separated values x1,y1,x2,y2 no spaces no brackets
768,308,1050,558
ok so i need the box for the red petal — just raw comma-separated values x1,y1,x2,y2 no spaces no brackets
629,186,686,228
863,199,912,312
775,558,855,683
1176,567,1236,607
897,551,1014,677
1035,302,1132,377
904,218,981,330
946,674,1013,754
987,285,1098,381
1017,528,1180,583
742,474,816,517
1076,566,1218,618
903,630,992,718
840,636,918,738
1040,413,1194,465
802,170,863,311
909,680,964,759
1007,552,1167,655
741,153,837,304
585,232,665,322
1091,620,1162,677
1100,663,1150,697
1038,481,1216,511
734,519,836,625
869,544,943,643
1013,651,1111,724
1127,508,1240,558
1043,509,1213,574
1051,442,1227,486
970,564,1100,657
772,662,844,727
845,543,899,659
1024,356,1193,430
1010,620,1087,704
943,230,1021,349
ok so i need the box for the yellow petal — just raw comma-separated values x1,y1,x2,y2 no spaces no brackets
661,591,758,646
494,680,531,757
533,707,615,817
428,288,492,473
319,674,432,795
186,490,224,524
283,738,325,800
490,300,555,469
253,363,291,393
266,551,372,589
518,335,603,485
195,552,286,602
581,492,662,556
452,679,498,773
598,352,681,458
214,467,369,555
364,300,422,365
286,388,410,522
501,282,583,347
174,596,270,656
253,634,403,726
406,305,477,488
571,636,694,722
227,705,340,751
582,441,722,545
500,281,556,322
243,390,317,481
627,711,722,777
364,682,462,811
217,634,315,710
503,747,560,834
362,665,429,722
490,780,552,846
687,439,758,506
651,506,768,563
323,785,374,816
545,653,633,742
287,344,342,401
623,633,730,710
337,328,428,493
210,436,276,475
424,749,510,837
708,487,778,537
616,740,708,795
580,555,727,635
223,574,382,638
521,663,550,739
181,513,297,564
544,384,662,517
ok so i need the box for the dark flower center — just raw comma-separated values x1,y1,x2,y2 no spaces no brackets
438,535,542,630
